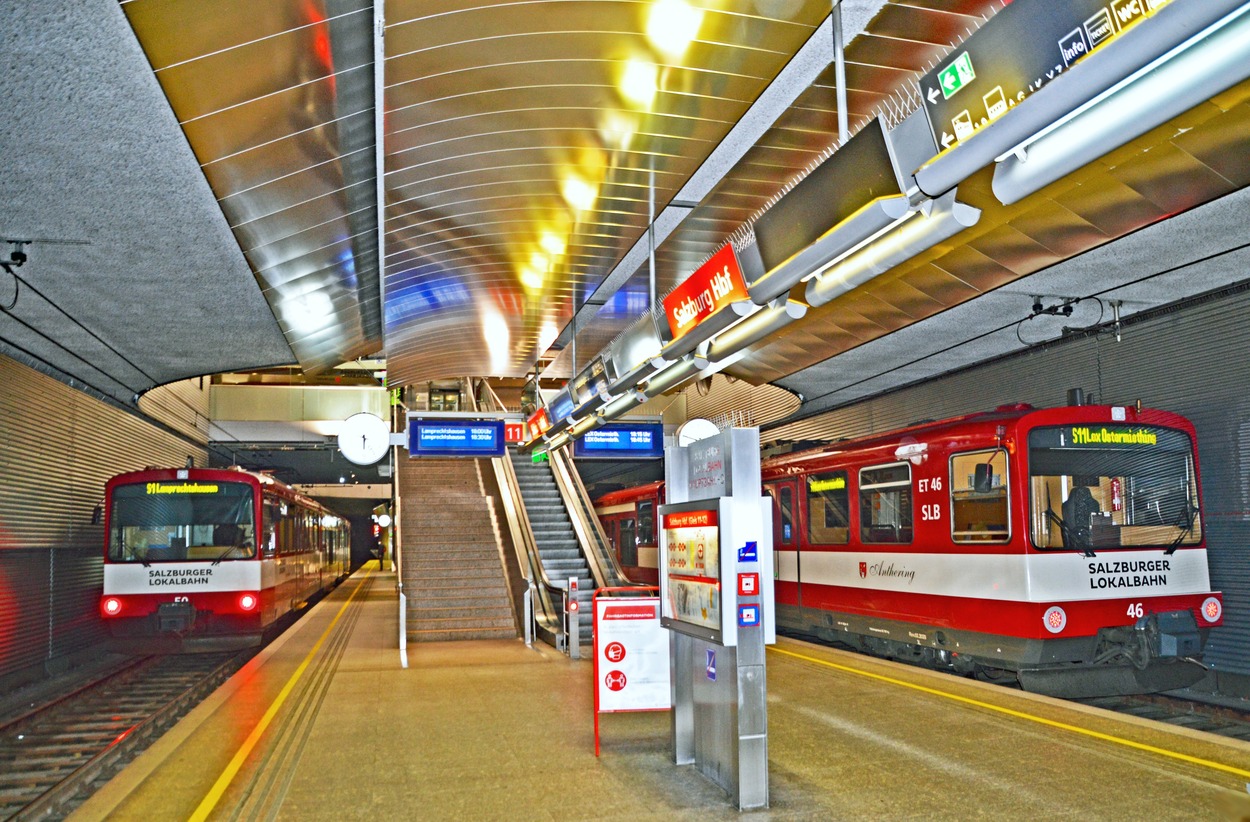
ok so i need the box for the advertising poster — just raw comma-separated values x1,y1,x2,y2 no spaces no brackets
662,508,721,633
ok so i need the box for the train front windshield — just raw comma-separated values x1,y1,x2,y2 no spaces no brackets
108,480,256,562
1028,425,1201,552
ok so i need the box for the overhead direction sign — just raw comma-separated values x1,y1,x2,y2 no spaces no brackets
662,243,748,342
920,0,1173,152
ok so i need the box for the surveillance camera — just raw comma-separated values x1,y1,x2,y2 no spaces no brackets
9,250,25,265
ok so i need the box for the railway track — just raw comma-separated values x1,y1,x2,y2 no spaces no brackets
1075,692,1250,741
0,650,252,821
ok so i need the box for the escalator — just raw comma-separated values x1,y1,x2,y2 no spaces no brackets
508,449,594,647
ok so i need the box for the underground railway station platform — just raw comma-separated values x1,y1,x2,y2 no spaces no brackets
75,563,1250,821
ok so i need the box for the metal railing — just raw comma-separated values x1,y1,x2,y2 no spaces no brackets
473,381,576,651
547,445,641,590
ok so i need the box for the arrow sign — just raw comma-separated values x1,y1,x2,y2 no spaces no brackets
942,132,955,149
927,86,940,105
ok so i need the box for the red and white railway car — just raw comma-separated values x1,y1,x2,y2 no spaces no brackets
596,404,1223,697
100,466,350,648
594,480,662,585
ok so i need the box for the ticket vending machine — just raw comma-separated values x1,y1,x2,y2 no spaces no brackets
661,426,773,810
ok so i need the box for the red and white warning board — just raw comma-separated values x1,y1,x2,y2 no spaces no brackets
593,589,670,755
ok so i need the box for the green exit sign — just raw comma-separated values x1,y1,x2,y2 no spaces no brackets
531,450,549,463
938,52,975,100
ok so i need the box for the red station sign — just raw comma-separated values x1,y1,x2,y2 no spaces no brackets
661,243,748,342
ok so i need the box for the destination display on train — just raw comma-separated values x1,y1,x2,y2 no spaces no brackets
1028,425,1190,451
572,423,663,459
920,0,1174,152
409,419,506,458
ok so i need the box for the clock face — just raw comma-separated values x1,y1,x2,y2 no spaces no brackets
338,413,390,465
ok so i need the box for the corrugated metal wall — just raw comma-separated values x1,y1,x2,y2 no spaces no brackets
683,374,801,428
0,356,207,683
768,289,1250,678
139,377,211,443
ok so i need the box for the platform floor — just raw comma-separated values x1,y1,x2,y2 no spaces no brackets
76,563,1250,821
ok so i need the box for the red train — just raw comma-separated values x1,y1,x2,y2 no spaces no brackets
100,466,350,649
596,403,1222,697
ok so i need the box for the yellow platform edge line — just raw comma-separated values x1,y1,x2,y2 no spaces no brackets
189,566,374,822
768,645,1250,782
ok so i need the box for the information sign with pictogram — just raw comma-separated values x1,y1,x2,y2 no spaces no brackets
920,0,1174,152
593,590,671,756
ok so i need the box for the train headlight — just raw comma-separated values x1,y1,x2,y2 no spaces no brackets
238,593,259,612
102,597,122,616
1201,596,1222,623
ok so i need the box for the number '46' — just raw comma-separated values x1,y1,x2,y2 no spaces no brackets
1126,602,1144,619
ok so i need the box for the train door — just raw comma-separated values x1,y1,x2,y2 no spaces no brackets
766,479,799,609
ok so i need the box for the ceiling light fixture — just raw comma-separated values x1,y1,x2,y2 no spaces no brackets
620,58,659,109
646,0,703,58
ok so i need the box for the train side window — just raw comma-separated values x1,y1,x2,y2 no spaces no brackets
620,518,638,567
950,450,1010,543
860,463,913,544
779,486,794,545
262,502,280,558
637,500,655,545
807,471,849,545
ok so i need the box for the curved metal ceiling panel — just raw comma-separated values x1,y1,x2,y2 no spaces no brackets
122,0,383,374
381,0,836,385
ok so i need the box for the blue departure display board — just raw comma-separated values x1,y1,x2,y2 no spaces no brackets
409,419,506,458
573,423,664,460
548,389,575,424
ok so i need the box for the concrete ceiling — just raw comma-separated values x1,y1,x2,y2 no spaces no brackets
3,0,1249,424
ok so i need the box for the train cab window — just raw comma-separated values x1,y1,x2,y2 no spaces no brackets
859,463,913,544
637,500,655,546
950,450,1010,543
109,481,255,562
619,518,638,567
1028,425,1202,551
807,471,849,545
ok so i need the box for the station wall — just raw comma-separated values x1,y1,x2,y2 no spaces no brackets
0,356,207,686
769,287,1250,688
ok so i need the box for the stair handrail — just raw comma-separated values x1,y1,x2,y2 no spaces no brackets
471,380,567,641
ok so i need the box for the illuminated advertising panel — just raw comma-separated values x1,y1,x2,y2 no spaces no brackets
409,419,506,458
660,501,723,643
573,423,663,460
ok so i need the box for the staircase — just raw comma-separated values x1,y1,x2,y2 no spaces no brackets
398,457,516,642
508,449,593,647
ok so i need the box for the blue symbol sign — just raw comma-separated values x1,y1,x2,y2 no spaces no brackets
737,541,758,563
738,604,760,628
706,649,716,682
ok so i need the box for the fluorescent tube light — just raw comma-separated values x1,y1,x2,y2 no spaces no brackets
805,191,980,308
992,3,1250,205
914,0,1249,198
706,298,808,363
